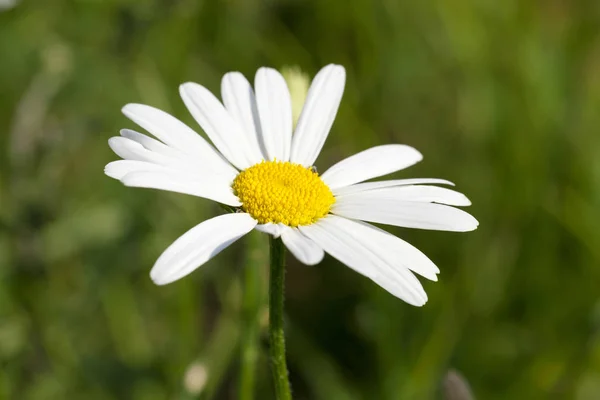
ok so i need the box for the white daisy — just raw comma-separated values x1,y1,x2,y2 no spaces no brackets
105,64,478,306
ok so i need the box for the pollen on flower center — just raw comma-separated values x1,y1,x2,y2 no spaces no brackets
232,161,335,227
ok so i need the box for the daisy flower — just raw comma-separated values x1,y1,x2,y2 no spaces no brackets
105,64,478,306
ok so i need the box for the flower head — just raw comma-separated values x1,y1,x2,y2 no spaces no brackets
105,64,478,306
232,160,335,226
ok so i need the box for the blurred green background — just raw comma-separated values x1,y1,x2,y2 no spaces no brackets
2,0,600,399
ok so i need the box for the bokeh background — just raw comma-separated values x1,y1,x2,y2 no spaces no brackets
2,1,600,399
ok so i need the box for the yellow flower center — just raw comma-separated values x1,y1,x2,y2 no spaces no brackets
232,161,335,227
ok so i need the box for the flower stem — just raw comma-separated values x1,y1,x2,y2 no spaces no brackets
269,236,292,400
239,231,265,400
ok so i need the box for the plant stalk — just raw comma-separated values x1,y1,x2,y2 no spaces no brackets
239,231,264,400
268,236,292,400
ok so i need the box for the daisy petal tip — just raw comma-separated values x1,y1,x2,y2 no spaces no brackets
300,251,324,266
325,65,346,88
255,67,288,87
407,146,423,162
178,83,190,96
119,172,152,188
443,212,478,232
120,103,134,115
399,291,428,307
179,82,198,97
331,64,347,77
121,103,148,118
119,174,135,187
445,192,472,207
221,72,243,91
395,286,428,307
414,298,427,307
460,196,473,207
149,268,173,286
411,291,429,307
323,62,344,70
460,215,479,232
103,163,120,179
222,71,244,80
390,144,422,163
257,66,276,75
107,136,123,152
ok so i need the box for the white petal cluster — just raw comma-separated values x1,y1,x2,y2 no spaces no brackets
106,64,479,306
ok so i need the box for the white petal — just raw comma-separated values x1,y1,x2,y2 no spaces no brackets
333,178,455,196
332,197,479,232
254,223,287,238
151,213,257,285
321,145,423,190
119,129,233,179
180,82,261,170
290,64,346,167
280,227,324,265
122,104,236,179
221,72,267,161
108,136,166,164
121,171,241,206
254,67,292,161
105,160,172,180
336,185,471,207
120,128,180,157
299,216,427,306
107,136,220,182
350,220,439,281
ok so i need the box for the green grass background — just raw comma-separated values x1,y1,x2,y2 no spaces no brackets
1,1,600,399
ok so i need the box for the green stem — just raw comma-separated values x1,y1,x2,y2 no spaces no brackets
239,231,264,400
268,236,292,400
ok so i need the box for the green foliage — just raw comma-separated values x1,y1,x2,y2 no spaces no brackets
1,0,600,399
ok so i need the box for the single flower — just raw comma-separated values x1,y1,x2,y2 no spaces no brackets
105,64,478,306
